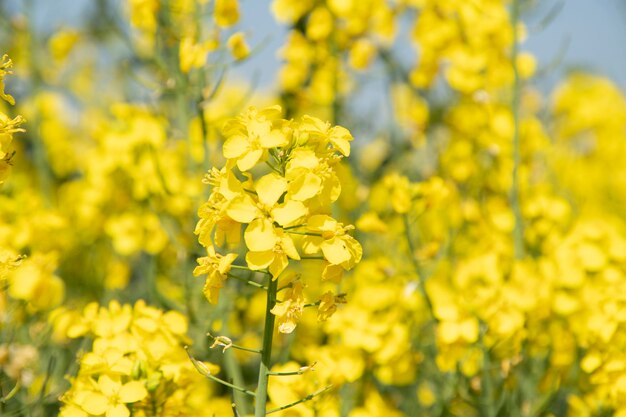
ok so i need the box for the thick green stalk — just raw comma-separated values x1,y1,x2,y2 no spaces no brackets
255,276,278,417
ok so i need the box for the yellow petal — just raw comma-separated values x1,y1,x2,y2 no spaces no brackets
581,352,602,373
322,263,343,283
220,171,244,200
203,276,222,304
269,253,289,277
218,253,238,274
438,321,459,344
59,405,88,417
271,200,307,226
162,311,188,335
277,316,298,334
256,173,287,207
80,393,109,415
260,129,288,148
246,250,274,270
329,125,352,156
226,195,260,223
106,404,130,417
118,381,148,403
258,105,283,119
98,375,120,397
289,172,322,201
227,32,250,60
270,302,288,317
321,238,351,265
458,318,479,343
237,148,264,171
287,148,319,171
244,218,278,252
281,235,300,260
223,135,249,159
301,236,323,255
577,243,607,272
299,115,328,133
306,215,337,232
214,0,240,27
340,235,363,269
356,211,388,233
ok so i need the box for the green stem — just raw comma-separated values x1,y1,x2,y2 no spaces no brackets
480,327,496,417
266,386,332,414
510,0,525,259
254,276,278,417
268,368,311,376
222,325,253,415
402,214,437,321
285,231,322,237
227,273,268,290
207,333,262,354
187,348,256,397
230,264,270,274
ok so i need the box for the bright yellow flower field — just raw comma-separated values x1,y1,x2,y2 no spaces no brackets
1,1,625,416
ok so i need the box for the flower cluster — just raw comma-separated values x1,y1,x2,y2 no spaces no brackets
128,0,249,70
0,54,24,184
272,0,400,114
410,0,535,94
194,105,362,332
56,300,230,417
1,1,626,417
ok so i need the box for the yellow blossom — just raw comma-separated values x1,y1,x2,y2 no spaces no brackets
227,32,250,60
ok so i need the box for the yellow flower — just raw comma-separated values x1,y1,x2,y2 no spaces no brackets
246,224,300,278
303,215,362,269
179,36,216,73
214,0,240,27
0,55,16,105
8,254,65,311
49,29,80,62
271,0,314,23
271,281,305,333
74,375,147,417
317,291,345,321
349,38,376,70
227,32,250,61
222,105,288,171
193,246,238,304
306,7,333,41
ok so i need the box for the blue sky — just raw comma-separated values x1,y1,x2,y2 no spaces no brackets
233,0,626,92
5,0,625,92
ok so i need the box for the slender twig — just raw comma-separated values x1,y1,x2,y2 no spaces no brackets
0,382,20,403
186,347,257,397
222,321,253,415
266,386,333,414
38,356,56,402
282,224,307,230
227,273,268,290
265,161,282,174
148,144,174,195
207,333,262,354
402,214,437,321
230,264,271,275
285,231,322,236
303,293,346,308
268,364,316,376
